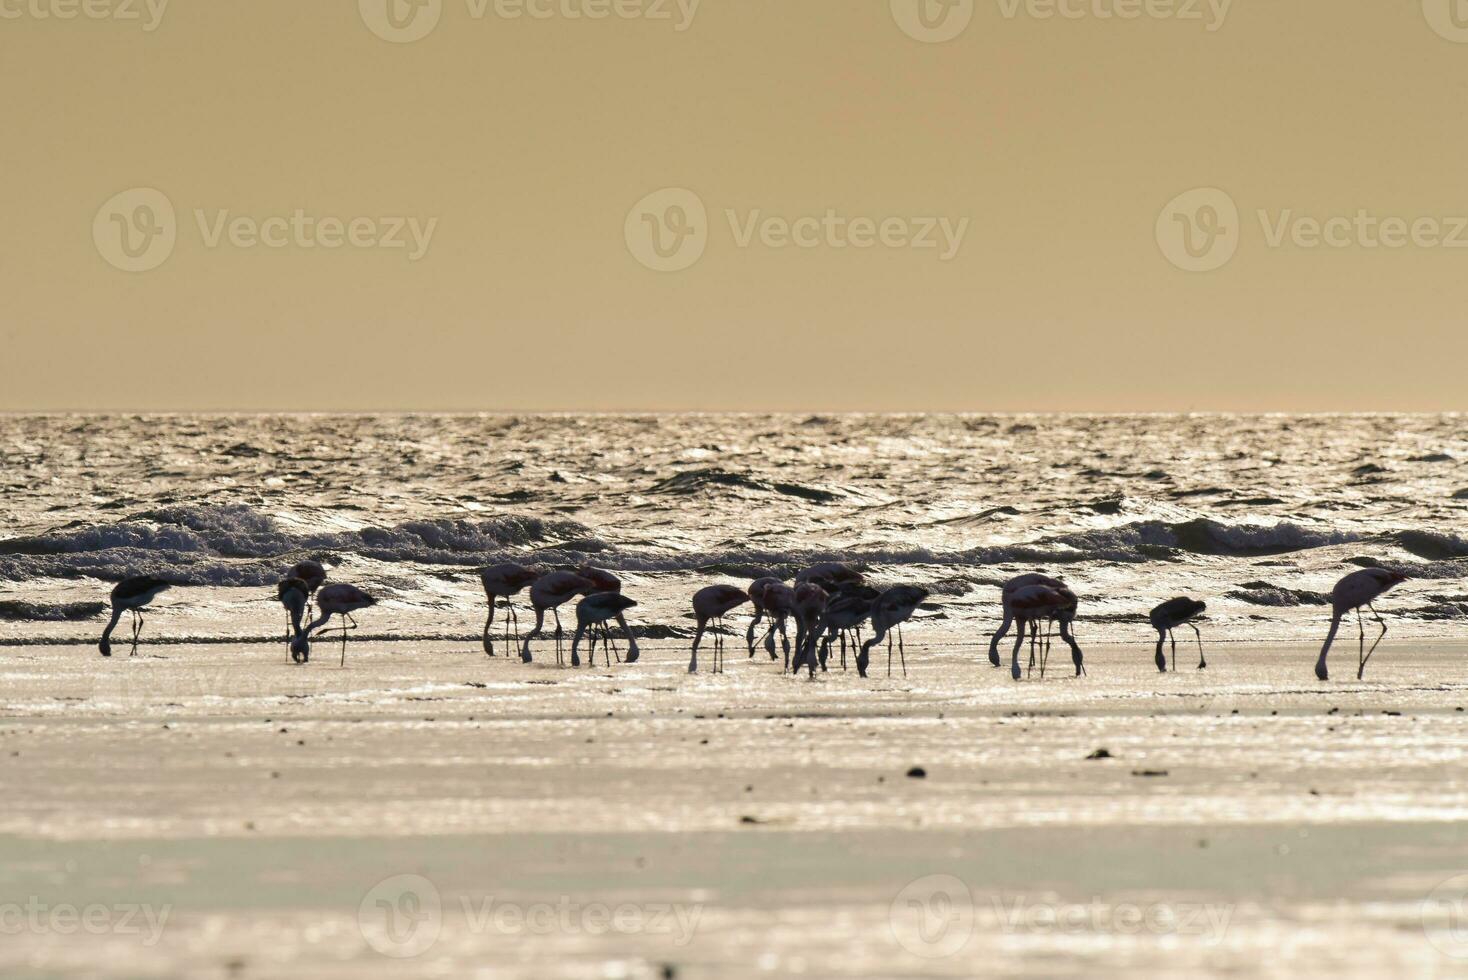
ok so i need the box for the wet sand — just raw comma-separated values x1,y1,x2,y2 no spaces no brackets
2,638,1468,977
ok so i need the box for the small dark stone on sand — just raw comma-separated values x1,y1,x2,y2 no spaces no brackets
1086,748,1113,760
739,816,764,825
1131,769,1169,777
906,767,927,778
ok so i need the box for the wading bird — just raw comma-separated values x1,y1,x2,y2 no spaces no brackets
689,584,750,674
292,583,376,666
570,592,639,668
858,585,928,679
1315,568,1409,681
790,582,829,677
479,563,541,656
520,571,596,666
99,575,171,658
577,565,632,660
815,585,878,671
1007,584,1083,681
796,562,864,592
282,561,327,642
987,573,1065,668
1150,597,1207,672
278,577,309,662
745,576,784,656
759,582,798,667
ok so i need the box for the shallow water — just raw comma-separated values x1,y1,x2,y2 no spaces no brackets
3,414,1468,649
3,641,1468,977
5,415,1468,977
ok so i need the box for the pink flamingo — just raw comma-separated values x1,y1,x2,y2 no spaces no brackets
570,592,639,668
790,582,829,677
520,571,596,666
1007,584,1083,681
99,576,171,658
745,576,784,656
858,585,928,679
689,585,750,674
987,573,1065,667
479,563,541,656
1315,568,1409,680
292,583,376,666
1150,597,1207,672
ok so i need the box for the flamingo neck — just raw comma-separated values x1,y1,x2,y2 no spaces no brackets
100,607,123,644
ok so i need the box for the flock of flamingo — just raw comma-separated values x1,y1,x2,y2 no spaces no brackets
94,560,1411,681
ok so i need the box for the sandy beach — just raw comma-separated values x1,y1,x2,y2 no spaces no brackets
3,636,1467,978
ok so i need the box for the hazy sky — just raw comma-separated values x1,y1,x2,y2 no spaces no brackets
5,0,1467,411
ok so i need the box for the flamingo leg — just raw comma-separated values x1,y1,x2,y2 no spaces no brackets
1359,603,1388,679
130,610,143,656
1356,607,1365,678
521,607,546,663
690,619,705,674
553,607,565,668
1192,623,1205,670
1010,618,1026,681
1170,630,1177,673
899,624,907,679
746,608,764,658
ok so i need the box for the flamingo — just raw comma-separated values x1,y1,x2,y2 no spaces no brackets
1315,568,1409,680
795,562,864,591
815,585,878,671
689,584,750,674
759,582,797,667
577,565,630,660
1150,597,1207,672
790,582,829,677
98,575,171,658
858,585,928,679
278,577,309,662
283,560,326,642
745,576,783,656
479,563,541,656
520,571,596,666
1007,584,1083,681
570,592,639,668
987,573,1064,668
292,583,376,666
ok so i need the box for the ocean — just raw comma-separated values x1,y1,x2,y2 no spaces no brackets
4,413,1466,649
